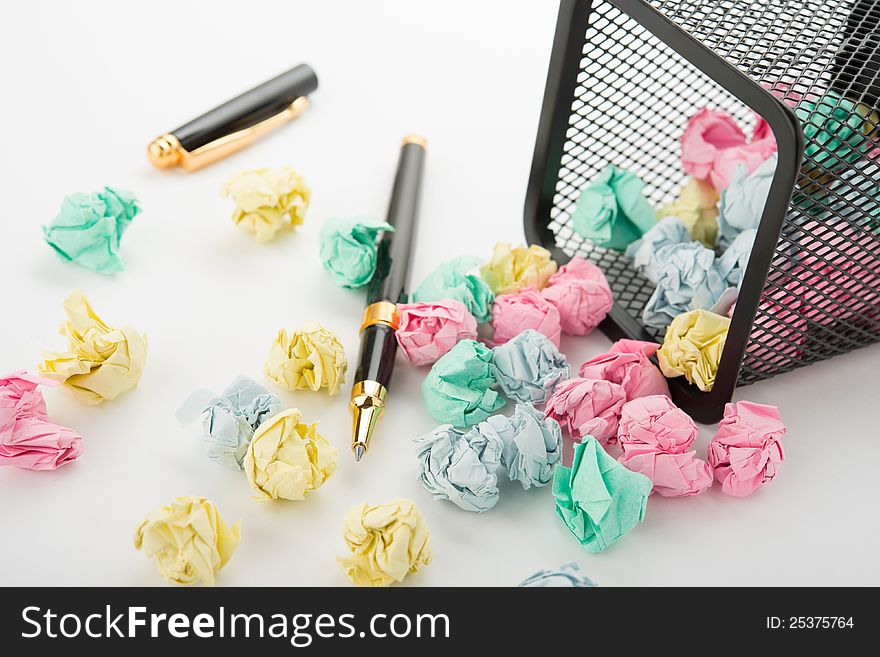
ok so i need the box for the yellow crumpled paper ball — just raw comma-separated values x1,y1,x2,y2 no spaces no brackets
243,408,338,501
221,167,310,241
134,496,240,586
479,242,558,295
657,308,730,392
657,178,719,247
337,498,432,587
37,289,147,404
264,324,347,395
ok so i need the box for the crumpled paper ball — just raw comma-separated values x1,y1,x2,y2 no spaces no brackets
617,395,713,497
578,338,670,401
708,401,786,497
473,403,562,489
784,218,880,326
319,217,394,288
571,164,657,251
641,241,729,329
718,154,776,245
657,309,730,392
176,375,281,470
552,437,652,553
264,324,347,395
479,242,557,294
221,167,310,241
795,90,874,175
625,215,691,283
490,329,570,405
42,186,141,275
412,424,503,512
134,496,240,586
540,257,613,335
413,256,495,323
422,339,505,427
518,562,597,587
395,299,478,367
337,499,432,587
489,288,562,347
243,408,337,501
38,290,148,405
544,377,626,446
680,108,777,192
657,177,719,247
718,229,756,288
0,371,83,471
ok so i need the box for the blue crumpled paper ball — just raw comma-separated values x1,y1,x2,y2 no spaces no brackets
177,375,281,470
413,424,503,513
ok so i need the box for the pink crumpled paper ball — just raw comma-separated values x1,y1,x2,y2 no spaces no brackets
707,400,786,497
617,395,713,497
0,371,83,471
541,256,613,336
396,299,479,367
681,108,778,192
544,378,626,449
744,280,808,372
578,339,670,401
489,288,562,347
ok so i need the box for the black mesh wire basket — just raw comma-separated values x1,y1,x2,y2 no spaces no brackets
525,0,880,422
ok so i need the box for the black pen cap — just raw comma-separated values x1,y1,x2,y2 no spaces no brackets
148,63,318,170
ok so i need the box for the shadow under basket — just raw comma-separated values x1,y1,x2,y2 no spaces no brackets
525,0,880,422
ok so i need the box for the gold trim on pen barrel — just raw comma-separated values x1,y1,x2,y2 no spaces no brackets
350,380,387,461
147,96,310,171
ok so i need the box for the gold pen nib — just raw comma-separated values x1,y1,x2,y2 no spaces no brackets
350,380,387,462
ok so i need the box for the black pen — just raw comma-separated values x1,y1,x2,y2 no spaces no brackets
350,135,426,461
147,64,318,171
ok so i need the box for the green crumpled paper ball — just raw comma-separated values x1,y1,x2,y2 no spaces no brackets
42,186,140,274
552,436,652,553
412,256,494,323
422,339,505,427
319,217,394,289
795,90,873,174
571,165,656,252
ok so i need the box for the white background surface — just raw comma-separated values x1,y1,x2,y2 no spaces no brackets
1,0,878,587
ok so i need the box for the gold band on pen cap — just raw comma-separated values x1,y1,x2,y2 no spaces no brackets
402,134,428,149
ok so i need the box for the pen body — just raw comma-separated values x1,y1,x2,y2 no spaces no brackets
354,324,397,390
356,138,426,392
350,136,425,457
173,64,318,152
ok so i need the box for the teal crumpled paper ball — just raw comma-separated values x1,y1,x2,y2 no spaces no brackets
552,436,652,553
42,186,140,274
795,90,873,174
422,339,505,427
412,256,495,323
571,165,656,252
319,217,394,289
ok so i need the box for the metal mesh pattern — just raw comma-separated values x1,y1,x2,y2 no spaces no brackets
547,0,880,387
